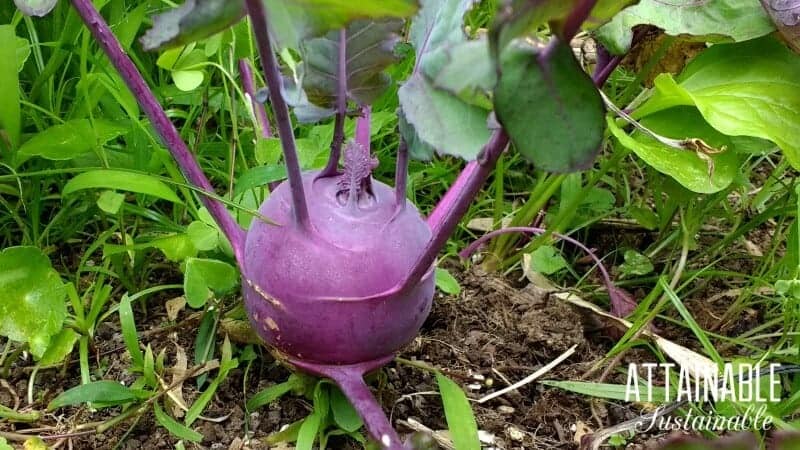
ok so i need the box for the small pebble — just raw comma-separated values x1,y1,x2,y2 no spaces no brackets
507,425,525,442
498,405,515,415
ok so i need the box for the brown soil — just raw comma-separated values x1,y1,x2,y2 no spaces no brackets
0,266,720,450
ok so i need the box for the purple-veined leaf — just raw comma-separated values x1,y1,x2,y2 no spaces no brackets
141,0,246,51
761,0,800,52
13,0,58,17
265,0,418,50
494,40,605,172
301,20,402,109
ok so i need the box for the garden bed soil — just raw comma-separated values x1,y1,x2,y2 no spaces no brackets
1,265,726,449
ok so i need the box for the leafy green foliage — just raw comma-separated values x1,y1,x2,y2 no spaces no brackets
0,247,66,358
399,0,491,160
436,372,480,450
154,401,203,442
63,169,182,204
156,44,210,92
596,0,775,54
435,267,461,295
140,0,246,51
619,250,654,276
528,245,568,275
183,258,239,308
48,380,147,410
634,37,800,171
492,0,635,52
17,119,127,161
302,20,402,109
607,108,739,193
265,0,419,50
495,40,605,172
12,0,57,17
761,0,800,52
0,25,21,150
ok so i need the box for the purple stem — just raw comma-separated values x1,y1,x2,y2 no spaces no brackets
290,356,407,450
459,226,625,307
355,105,371,150
245,0,311,231
394,138,409,209
238,59,272,139
69,0,246,265
592,46,622,86
395,130,509,296
318,29,349,179
560,0,600,43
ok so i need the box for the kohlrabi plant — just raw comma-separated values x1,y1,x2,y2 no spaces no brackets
9,0,798,448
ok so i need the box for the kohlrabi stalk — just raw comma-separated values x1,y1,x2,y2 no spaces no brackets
69,0,246,266
245,0,311,232
318,29,349,179
238,58,272,138
395,129,510,296
561,0,600,42
394,139,409,210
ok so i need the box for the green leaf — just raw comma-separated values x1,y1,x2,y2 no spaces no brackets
0,246,66,358
422,38,496,109
0,437,12,450
149,234,198,262
596,0,774,54
172,70,205,91
63,170,182,204
762,0,800,53
38,329,79,366
247,376,303,411
18,119,127,161
302,20,402,109
183,258,239,308
634,37,800,172
154,401,203,442
187,221,219,252
296,413,322,450
15,37,31,72
608,108,739,194
435,268,461,295
13,0,57,17
97,190,125,214
141,0,246,51
254,137,283,165
495,40,605,172
436,372,479,450
265,0,419,50
0,26,21,149
48,381,144,410
529,245,568,275
330,387,363,433
619,250,654,276
398,0,491,160
399,76,490,160
541,380,669,402
119,294,145,369
234,165,287,196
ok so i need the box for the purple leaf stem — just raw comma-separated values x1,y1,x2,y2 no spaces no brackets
245,0,311,231
238,58,272,138
69,0,246,265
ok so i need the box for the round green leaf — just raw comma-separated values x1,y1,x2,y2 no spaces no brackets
0,246,66,358
494,41,605,172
